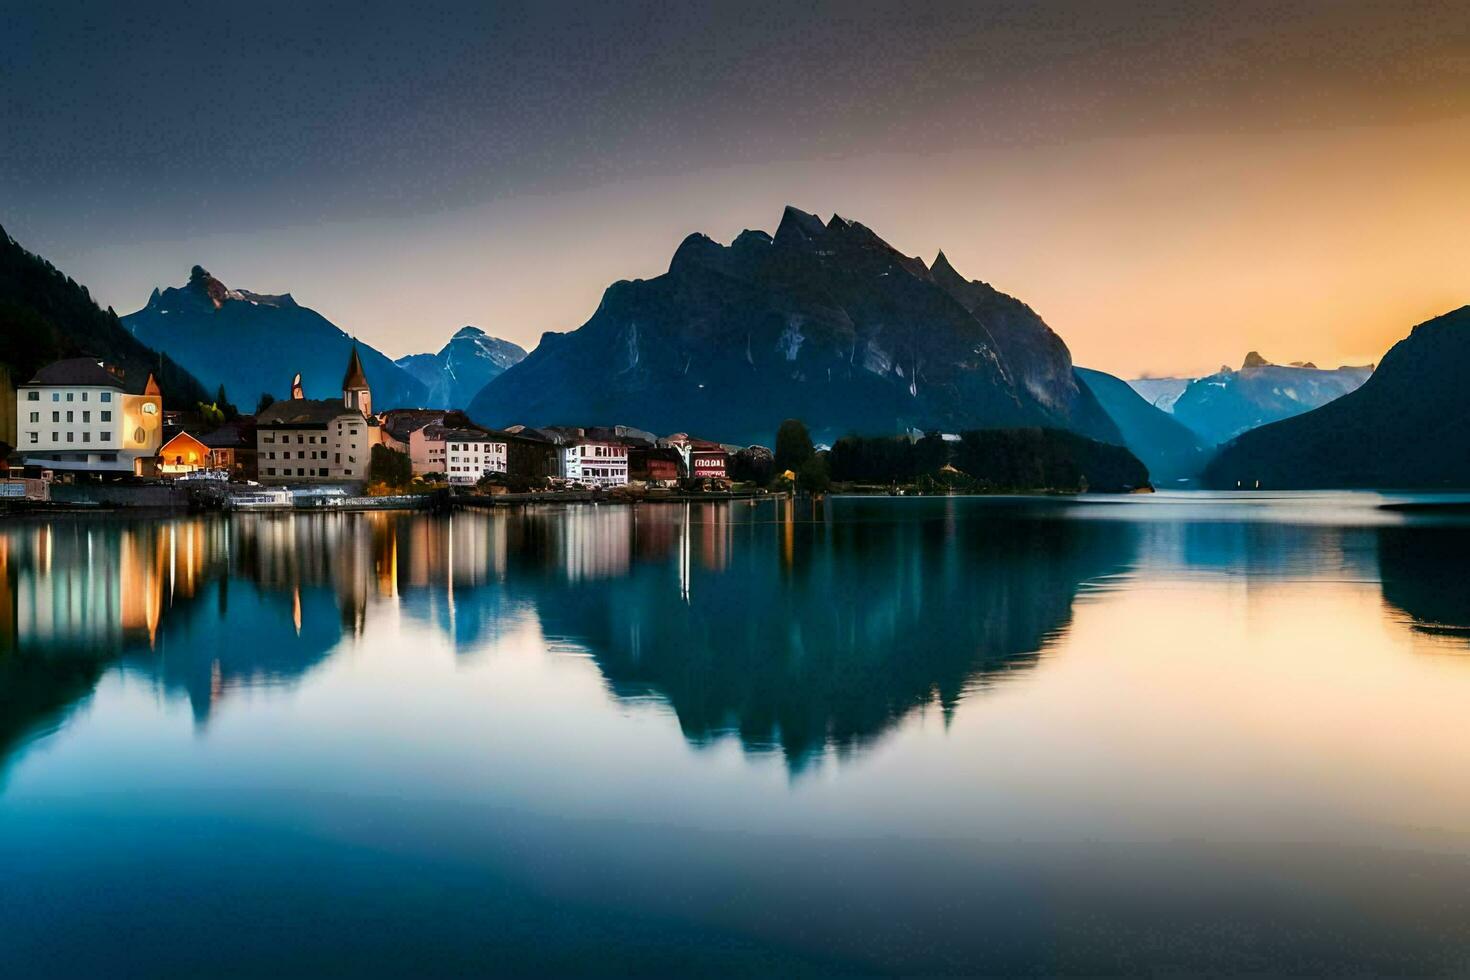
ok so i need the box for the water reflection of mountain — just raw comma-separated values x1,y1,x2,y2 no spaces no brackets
524,500,1139,767
1377,526,1470,639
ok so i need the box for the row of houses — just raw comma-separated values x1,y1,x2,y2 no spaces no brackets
9,349,738,490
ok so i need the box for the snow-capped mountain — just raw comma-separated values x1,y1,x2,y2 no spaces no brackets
395,327,527,410
1129,353,1373,446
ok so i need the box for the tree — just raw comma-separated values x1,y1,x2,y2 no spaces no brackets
196,401,225,430
797,453,830,494
729,445,774,485
256,392,276,415
215,384,239,420
774,419,814,474
368,444,412,488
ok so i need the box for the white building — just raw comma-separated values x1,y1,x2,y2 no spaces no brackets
444,429,508,485
16,358,164,475
255,348,380,484
563,438,628,488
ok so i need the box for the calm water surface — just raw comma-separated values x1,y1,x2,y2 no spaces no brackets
5,494,1470,975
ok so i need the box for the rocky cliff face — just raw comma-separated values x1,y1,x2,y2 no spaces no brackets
124,266,427,409
469,207,1120,447
396,326,526,409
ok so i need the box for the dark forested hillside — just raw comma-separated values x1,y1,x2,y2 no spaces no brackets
0,224,208,406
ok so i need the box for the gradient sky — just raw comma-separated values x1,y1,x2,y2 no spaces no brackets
2,0,1467,377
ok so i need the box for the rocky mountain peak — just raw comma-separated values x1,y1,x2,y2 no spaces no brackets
187,265,231,308
1241,351,1270,369
773,205,829,248
452,325,486,340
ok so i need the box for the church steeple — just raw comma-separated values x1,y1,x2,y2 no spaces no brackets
342,345,371,416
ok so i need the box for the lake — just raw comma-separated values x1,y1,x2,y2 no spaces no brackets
5,494,1470,975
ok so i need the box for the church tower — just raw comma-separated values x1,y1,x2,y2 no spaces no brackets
342,345,371,417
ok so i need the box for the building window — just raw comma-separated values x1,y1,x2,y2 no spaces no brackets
26,391,38,401
65,411,73,423
66,392,73,402
101,392,111,403
51,392,59,401
266,467,276,476
82,411,90,423
82,432,90,443
66,432,74,442
102,432,112,441
81,392,88,401
28,432,37,443
101,411,111,422
28,412,37,423
133,426,145,442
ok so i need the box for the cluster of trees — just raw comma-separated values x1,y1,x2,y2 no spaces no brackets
774,419,831,492
828,432,950,483
769,419,1149,494
194,384,241,430
950,428,1147,492
367,444,412,489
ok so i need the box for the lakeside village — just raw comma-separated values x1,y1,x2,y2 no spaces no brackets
2,348,1152,511
0,349,798,511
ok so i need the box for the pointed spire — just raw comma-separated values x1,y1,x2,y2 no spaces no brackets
342,343,368,390
143,372,161,397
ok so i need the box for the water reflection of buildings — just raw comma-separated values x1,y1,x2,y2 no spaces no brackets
14,505,1470,779
3,520,223,655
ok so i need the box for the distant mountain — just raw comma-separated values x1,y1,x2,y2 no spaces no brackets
395,326,526,409
470,206,1121,447
1203,307,1470,489
123,266,427,409
1076,367,1206,484
1128,377,1190,413
1132,353,1372,447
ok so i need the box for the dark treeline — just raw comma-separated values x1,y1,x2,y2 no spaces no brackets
827,428,1149,492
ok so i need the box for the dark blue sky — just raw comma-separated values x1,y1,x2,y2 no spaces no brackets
3,1,1467,373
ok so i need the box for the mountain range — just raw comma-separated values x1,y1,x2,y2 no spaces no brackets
1204,307,1470,489
1130,354,1373,447
395,327,527,410
123,266,429,409
470,206,1121,447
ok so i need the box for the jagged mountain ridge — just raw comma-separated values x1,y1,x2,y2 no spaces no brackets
1130,352,1373,446
396,326,526,410
469,206,1121,447
1204,307,1470,489
123,266,427,408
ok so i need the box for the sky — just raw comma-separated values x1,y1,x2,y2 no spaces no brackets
2,0,1467,377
